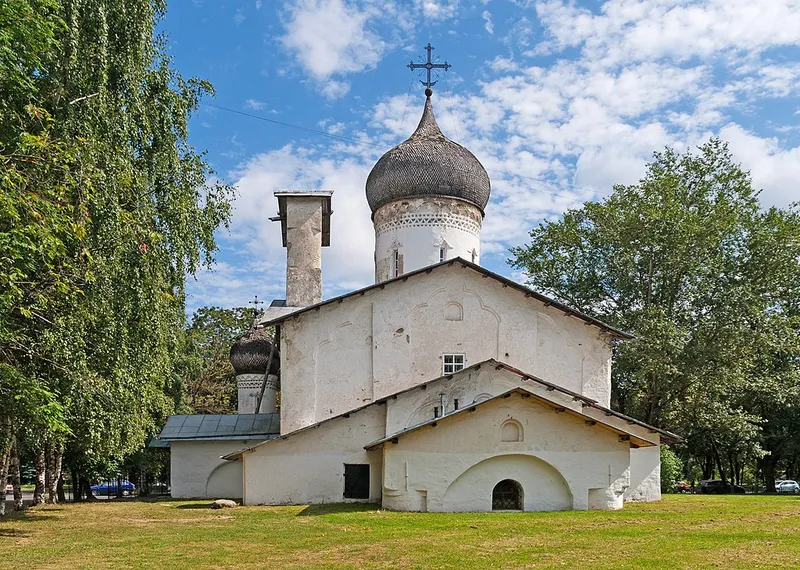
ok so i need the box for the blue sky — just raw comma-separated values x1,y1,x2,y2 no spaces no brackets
163,1,800,313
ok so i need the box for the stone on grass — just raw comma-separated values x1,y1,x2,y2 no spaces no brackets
212,499,237,509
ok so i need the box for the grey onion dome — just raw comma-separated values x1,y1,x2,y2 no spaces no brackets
365,92,491,215
229,327,280,375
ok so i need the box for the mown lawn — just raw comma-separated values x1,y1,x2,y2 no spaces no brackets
2,495,799,569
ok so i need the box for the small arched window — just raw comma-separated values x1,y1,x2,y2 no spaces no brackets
501,419,523,442
492,479,523,510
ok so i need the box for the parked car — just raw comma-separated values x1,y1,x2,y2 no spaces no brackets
91,480,136,496
776,480,800,494
698,479,745,494
675,481,691,493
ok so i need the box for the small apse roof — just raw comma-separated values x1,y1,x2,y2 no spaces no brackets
221,359,680,461
365,387,660,450
260,257,634,340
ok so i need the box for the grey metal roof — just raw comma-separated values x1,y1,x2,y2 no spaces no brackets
365,388,661,450
221,359,681,461
156,414,280,441
365,94,491,215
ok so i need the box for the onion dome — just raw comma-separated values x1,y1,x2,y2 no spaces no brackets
365,89,491,215
229,327,280,375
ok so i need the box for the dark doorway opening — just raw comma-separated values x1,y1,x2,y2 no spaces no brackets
344,464,370,499
492,479,523,510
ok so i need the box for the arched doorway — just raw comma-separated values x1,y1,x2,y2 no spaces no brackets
492,479,523,510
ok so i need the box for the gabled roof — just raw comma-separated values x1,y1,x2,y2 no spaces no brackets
259,258,634,340
364,387,660,450
155,413,280,442
221,359,680,461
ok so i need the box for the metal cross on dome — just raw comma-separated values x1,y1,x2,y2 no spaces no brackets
408,43,451,90
248,295,264,319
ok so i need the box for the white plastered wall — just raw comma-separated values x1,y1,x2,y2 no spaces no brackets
373,197,481,282
279,264,614,434
170,439,263,499
380,395,631,512
625,440,662,502
241,405,385,506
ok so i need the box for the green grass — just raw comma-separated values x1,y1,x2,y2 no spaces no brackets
2,495,799,569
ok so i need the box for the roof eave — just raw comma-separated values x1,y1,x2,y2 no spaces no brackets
261,258,634,340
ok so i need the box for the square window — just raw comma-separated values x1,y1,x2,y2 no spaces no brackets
443,354,465,374
344,464,370,499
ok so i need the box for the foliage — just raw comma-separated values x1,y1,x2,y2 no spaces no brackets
0,0,233,495
660,445,682,493
4,497,800,568
510,139,800,483
173,307,255,415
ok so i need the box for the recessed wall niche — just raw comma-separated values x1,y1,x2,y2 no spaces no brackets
501,419,523,442
444,302,463,321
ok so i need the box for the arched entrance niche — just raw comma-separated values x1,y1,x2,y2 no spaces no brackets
492,479,523,510
442,454,572,512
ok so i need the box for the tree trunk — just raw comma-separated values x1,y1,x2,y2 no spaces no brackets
0,424,13,517
57,473,66,503
81,478,96,501
9,438,24,510
763,454,779,493
46,445,62,504
33,446,46,505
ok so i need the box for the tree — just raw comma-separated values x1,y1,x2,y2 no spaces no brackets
173,307,255,415
0,0,233,508
510,139,800,484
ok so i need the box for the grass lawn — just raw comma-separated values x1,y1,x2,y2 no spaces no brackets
2,495,799,569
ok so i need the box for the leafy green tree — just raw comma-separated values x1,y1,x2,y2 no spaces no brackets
510,139,800,484
173,307,255,415
0,0,233,506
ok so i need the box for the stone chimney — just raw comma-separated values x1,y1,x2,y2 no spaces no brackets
272,191,333,307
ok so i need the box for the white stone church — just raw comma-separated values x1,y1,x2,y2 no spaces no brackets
155,89,679,512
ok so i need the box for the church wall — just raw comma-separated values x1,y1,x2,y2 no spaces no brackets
280,300,375,434
279,264,614,435
170,439,263,499
625,440,662,502
242,405,385,506
371,264,614,405
380,395,630,512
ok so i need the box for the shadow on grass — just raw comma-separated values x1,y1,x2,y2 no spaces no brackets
297,503,381,517
0,528,30,537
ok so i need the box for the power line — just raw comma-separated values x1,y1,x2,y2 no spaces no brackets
200,101,614,199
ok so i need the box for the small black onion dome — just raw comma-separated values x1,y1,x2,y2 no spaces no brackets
229,327,280,375
365,92,491,215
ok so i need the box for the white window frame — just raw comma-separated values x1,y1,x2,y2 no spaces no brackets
443,353,466,375
392,249,400,278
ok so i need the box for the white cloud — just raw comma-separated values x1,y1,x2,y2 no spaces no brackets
718,124,800,208
535,0,800,66
244,99,266,110
233,8,245,25
281,0,386,80
482,10,494,34
415,0,460,21
321,79,351,99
